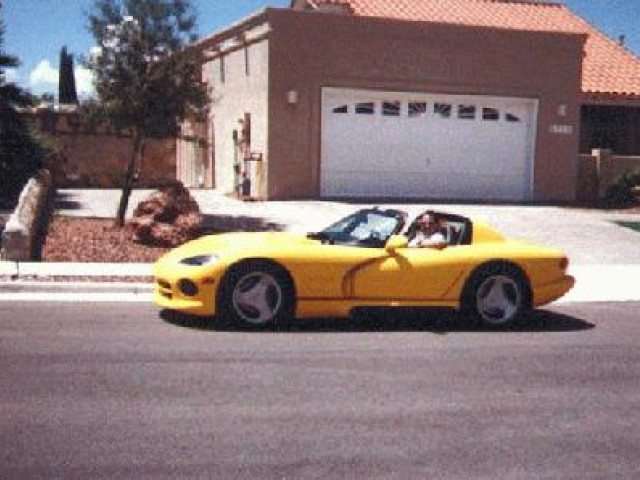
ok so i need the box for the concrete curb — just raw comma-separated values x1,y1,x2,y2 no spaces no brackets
1,264,639,304
0,281,153,295
2,261,640,304
0,261,152,277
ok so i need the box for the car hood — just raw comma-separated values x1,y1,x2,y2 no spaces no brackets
157,231,317,264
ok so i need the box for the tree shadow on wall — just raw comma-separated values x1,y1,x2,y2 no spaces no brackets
201,214,284,233
53,191,82,211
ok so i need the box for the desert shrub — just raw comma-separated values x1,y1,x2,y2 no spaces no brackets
601,170,640,208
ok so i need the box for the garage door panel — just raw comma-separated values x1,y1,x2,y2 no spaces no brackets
321,88,536,200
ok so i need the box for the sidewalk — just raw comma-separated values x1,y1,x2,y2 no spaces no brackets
1,260,639,304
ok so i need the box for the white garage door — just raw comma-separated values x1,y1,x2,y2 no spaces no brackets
320,88,537,201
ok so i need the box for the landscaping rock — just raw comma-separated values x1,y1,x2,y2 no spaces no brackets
129,182,203,247
1,169,53,261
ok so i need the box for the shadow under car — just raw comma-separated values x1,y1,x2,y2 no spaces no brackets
160,307,594,334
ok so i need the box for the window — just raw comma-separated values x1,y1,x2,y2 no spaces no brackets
434,103,452,118
352,214,398,240
458,105,476,120
482,107,500,121
317,209,405,248
244,46,250,76
355,102,375,115
332,105,348,114
382,101,401,116
408,102,428,118
219,56,225,83
506,113,522,123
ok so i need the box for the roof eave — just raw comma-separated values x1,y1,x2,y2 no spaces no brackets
581,91,640,107
191,8,271,52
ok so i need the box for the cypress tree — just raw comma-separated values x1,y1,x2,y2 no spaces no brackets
58,46,78,104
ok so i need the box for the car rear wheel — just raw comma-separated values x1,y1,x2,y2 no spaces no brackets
462,263,530,328
217,261,294,329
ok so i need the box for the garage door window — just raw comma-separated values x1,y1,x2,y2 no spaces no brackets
408,102,427,118
383,101,401,116
506,113,522,123
434,103,452,118
458,105,476,120
332,105,348,114
482,107,500,121
356,102,375,115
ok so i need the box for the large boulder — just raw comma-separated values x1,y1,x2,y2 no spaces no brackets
129,182,203,247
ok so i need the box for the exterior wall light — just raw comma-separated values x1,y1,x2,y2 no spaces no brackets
557,104,568,117
286,90,298,104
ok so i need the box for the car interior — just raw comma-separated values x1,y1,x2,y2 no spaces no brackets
404,210,473,247
308,208,472,248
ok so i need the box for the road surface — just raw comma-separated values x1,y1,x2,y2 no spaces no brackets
1,302,639,478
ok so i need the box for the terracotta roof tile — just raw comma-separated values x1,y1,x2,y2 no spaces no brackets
310,0,640,98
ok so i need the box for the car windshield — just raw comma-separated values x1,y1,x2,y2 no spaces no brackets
310,209,405,247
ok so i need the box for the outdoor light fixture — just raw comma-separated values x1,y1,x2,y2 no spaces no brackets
557,104,568,117
286,90,298,104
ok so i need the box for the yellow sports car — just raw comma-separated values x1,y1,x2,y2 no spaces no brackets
153,208,574,328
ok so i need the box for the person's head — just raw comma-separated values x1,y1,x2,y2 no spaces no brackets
418,213,439,233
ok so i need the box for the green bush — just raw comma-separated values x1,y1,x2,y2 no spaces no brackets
0,8,50,209
601,170,640,208
0,106,50,208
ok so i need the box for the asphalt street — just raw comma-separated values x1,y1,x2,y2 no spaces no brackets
1,302,639,478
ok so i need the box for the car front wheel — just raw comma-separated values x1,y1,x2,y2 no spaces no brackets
217,261,294,329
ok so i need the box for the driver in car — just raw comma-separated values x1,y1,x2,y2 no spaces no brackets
409,213,448,249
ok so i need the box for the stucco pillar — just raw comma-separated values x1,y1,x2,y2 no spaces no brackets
592,148,613,198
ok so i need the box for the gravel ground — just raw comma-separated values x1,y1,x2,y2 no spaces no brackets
42,216,170,263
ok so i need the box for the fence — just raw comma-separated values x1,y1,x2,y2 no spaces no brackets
577,149,640,204
24,107,176,188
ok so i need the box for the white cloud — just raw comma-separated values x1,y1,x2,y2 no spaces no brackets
28,58,96,99
74,65,95,98
29,59,58,92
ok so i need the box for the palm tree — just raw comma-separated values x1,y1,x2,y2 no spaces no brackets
0,20,29,108
0,8,46,206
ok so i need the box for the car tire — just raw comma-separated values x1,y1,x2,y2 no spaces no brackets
461,263,531,328
216,260,295,329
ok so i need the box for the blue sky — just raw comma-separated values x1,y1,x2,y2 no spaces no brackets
3,0,639,98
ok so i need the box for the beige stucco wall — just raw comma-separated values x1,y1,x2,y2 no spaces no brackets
29,111,175,188
577,150,640,203
266,9,585,202
203,26,270,197
53,134,175,188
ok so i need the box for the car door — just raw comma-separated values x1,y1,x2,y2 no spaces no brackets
285,242,391,299
351,245,466,300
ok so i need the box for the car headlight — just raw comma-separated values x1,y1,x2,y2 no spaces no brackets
179,254,219,266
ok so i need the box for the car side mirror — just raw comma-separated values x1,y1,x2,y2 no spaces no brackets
385,234,409,254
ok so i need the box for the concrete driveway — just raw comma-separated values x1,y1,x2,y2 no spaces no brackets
54,189,640,265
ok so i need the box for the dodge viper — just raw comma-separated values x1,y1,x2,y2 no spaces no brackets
153,208,574,328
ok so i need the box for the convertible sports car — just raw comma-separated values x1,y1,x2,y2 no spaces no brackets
153,208,574,328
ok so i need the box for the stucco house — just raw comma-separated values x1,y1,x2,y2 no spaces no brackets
178,0,640,203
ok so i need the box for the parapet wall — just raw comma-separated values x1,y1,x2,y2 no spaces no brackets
26,108,176,188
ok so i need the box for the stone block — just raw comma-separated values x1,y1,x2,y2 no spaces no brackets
1,170,53,261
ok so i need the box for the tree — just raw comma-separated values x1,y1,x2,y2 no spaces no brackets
58,46,78,104
87,0,208,226
0,6,48,206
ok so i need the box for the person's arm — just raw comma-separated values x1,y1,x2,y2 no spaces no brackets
420,231,448,249
408,232,424,247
